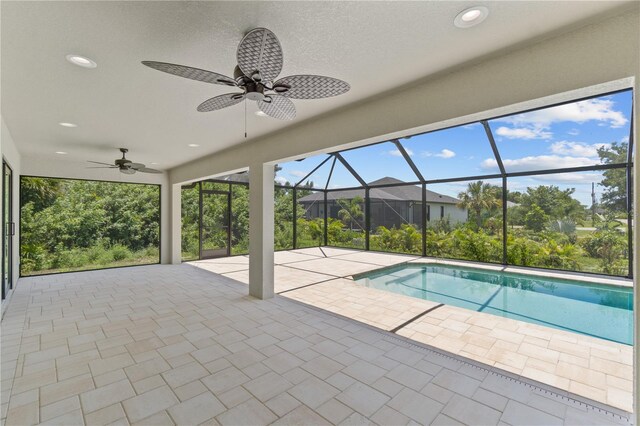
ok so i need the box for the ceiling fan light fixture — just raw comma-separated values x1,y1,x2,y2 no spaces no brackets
66,54,97,68
454,6,489,28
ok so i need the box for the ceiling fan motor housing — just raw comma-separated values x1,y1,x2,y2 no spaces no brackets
244,81,265,102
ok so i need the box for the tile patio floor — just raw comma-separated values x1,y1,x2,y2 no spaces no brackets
0,252,633,425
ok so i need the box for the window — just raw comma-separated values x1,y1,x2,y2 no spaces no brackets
20,177,160,276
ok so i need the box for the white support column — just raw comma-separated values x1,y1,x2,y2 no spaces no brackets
249,163,275,299
169,183,182,265
633,84,638,425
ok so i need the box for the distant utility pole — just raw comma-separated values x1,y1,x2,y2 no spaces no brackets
591,182,596,226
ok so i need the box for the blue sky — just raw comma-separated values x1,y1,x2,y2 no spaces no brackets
277,90,632,206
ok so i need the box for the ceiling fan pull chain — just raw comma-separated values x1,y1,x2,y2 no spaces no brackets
244,99,247,138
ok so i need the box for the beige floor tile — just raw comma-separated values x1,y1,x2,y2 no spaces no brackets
40,396,81,423
167,391,225,425
272,405,332,425
122,385,178,423
162,361,209,388
84,403,127,426
336,382,390,417
216,398,277,426
80,379,136,413
387,387,443,424
443,393,501,425
40,373,95,407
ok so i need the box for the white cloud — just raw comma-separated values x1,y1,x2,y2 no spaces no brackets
567,128,580,136
462,123,481,130
495,126,552,140
499,98,628,128
549,141,609,158
422,149,456,159
274,176,288,185
388,148,413,157
531,172,603,184
621,136,630,143
288,170,307,178
481,155,597,172
436,149,456,158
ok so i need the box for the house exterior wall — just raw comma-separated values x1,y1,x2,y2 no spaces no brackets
428,203,468,225
301,199,468,229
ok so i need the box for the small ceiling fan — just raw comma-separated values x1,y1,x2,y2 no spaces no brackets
87,148,161,174
142,27,350,121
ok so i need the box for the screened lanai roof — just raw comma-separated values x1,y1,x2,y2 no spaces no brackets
277,89,633,198
298,177,460,204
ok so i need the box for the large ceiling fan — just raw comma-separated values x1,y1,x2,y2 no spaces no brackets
87,148,161,174
142,28,350,121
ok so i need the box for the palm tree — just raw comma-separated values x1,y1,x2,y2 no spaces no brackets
337,196,364,230
457,181,501,228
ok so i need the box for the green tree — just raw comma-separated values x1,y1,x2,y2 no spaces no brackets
20,177,61,210
457,181,501,228
337,196,364,230
524,204,549,232
597,142,628,212
518,185,585,222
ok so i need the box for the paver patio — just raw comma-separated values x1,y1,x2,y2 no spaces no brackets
193,247,634,413
0,253,633,425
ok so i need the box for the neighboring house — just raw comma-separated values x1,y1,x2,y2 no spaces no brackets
298,177,468,229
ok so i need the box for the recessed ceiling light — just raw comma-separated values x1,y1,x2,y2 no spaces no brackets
59,122,78,128
55,151,67,155
66,54,97,68
454,6,489,28
255,111,268,117
188,144,200,148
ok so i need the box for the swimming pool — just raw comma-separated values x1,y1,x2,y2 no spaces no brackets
353,264,633,345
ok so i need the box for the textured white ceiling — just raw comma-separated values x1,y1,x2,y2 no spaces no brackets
0,1,632,170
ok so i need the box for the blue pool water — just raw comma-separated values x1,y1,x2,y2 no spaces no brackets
353,264,633,345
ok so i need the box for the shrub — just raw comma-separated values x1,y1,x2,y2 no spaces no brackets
581,229,627,274
371,224,421,254
110,244,132,261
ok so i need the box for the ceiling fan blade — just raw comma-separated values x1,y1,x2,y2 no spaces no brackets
258,95,296,120
237,28,283,84
128,163,146,170
197,93,245,112
87,160,115,166
141,61,236,86
273,75,350,99
120,168,136,175
86,166,118,169
137,167,162,174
